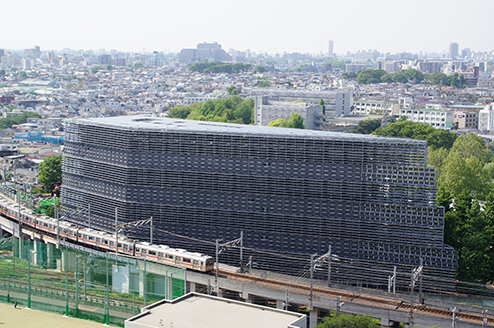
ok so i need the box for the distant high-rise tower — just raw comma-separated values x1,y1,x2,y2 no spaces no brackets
328,40,334,57
449,42,459,59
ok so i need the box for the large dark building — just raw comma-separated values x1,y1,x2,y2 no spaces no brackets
62,116,457,290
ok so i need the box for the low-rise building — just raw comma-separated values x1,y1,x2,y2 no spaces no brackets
399,108,453,128
125,293,306,328
454,110,478,129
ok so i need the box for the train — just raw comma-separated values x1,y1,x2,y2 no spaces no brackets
0,196,215,272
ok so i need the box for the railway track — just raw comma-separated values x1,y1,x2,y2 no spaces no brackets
220,268,494,326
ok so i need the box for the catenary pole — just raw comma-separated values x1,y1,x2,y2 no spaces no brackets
115,207,118,253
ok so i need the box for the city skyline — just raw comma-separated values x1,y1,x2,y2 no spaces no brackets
1,0,493,56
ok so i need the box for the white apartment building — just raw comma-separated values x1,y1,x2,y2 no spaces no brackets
399,108,453,128
479,104,494,131
352,101,400,115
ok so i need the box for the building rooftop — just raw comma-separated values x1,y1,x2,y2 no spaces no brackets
125,293,306,328
71,116,425,145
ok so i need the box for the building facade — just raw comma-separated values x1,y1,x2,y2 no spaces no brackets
399,108,454,128
453,110,479,129
62,117,457,290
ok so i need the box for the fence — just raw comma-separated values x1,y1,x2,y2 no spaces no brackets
0,237,185,327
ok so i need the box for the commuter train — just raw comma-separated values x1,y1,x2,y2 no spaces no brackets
0,197,214,272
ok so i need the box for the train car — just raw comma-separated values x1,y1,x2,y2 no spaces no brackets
35,216,58,234
59,221,78,240
0,194,214,273
136,242,214,272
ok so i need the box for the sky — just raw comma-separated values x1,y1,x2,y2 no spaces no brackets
2,0,493,56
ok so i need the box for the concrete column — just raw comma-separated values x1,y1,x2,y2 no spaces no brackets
32,240,39,265
189,282,196,293
276,300,284,310
217,289,224,298
381,318,398,328
46,243,52,269
309,309,320,328
61,248,66,272
139,269,145,297
242,292,252,303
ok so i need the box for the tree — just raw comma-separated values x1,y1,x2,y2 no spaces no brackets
286,112,305,129
267,113,305,129
257,80,270,87
227,86,240,95
253,65,267,73
167,96,254,125
449,134,490,165
372,120,457,150
341,72,357,80
439,152,492,200
402,69,424,84
356,69,386,84
352,118,382,134
316,313,381,328
91,66,103,74
38,155,62,192
319,98,326,115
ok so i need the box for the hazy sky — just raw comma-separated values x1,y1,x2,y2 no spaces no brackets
2,0,493,55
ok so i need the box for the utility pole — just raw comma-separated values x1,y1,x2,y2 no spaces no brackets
239,230,243,272
327,245,331,287
215,239,220,293
115,207,118,253
309,253,314,311
409,259,423,328
27,251,31,309
65,246,69,317
336,296,345,316
105,253,109,325
56,197,59,243
419,259,423,304
452,307,460,328
215,234,243,292
18,191,21,260
150,217,153,244
388,266,397,293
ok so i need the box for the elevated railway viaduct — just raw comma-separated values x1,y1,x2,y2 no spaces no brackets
1,210,492,328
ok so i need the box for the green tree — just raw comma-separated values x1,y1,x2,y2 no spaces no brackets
227,86,240,95
257,80,270,87
449,134,491,165
352,118,382,134
427,146,450,176
372,120,457,150
426,72,448,86
286,112,305,129
253,65,267,73
267,118,288,127
356,69,387,84
91,66,103,74
341,72,357,80
0,69,5,77
402,69,424,84
267,113,305,129
439,152,492,199
0,112,42,130
38,155,62,192
315,313,381,328
167,106,192,119
319,98,326,115
134,63,144,69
